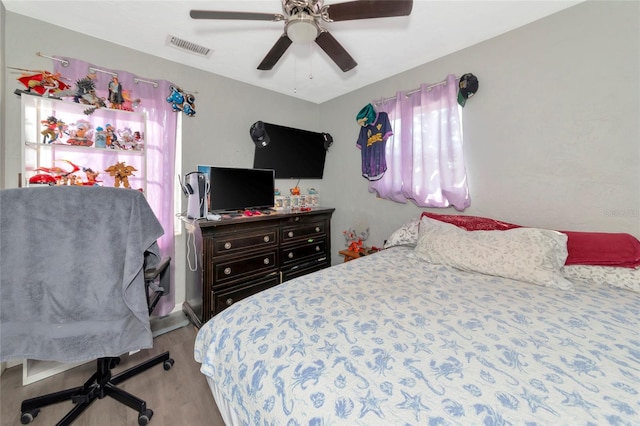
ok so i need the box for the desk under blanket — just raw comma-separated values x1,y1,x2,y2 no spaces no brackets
0,186,164,363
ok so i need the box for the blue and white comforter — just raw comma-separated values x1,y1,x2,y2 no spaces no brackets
195,246,640,425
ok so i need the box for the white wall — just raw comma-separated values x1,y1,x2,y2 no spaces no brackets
319,0,639,251
3,1,639,312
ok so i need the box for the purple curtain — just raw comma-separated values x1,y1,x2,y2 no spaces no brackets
54,58,177,316
370,74,470,211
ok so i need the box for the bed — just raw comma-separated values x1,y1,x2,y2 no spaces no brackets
194,213,640,425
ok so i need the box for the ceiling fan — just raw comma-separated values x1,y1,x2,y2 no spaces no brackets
190,0,413,72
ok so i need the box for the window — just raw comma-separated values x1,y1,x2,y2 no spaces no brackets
369,74,470,211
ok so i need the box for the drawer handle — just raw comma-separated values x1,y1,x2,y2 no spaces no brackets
288,252,294,259
224,267,232,275
226,298,234,306
263,258,270,265
315,226,320,232
263,235,270,243
315,245,321,252
224,242,232,250
288,231,294,238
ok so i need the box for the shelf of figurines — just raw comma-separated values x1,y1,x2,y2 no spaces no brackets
24,140,145,156
22,94,146,152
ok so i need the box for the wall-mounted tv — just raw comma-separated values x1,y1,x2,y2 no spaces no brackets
252,122,327,179
199,166,275,213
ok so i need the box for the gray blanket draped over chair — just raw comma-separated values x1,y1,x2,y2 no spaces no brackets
0,186,164,363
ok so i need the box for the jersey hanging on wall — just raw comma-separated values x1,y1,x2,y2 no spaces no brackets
356,109,393,181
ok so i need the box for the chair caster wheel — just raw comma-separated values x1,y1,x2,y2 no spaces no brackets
138,408,153,425
108,357,121,369
163,358,175,370
20,409,39,424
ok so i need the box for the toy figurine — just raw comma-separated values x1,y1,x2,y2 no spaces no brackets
133,131,144,150
67,120,93,146
117,127,139,150
11,68,70,97
107,76,124,109
104,161,137,188
33,159,80,184
82,167,101,185
121,90,141,111
94,126,107,148
57,74,106,115
105,124,120,149
41,116,59,143
166,85,196,117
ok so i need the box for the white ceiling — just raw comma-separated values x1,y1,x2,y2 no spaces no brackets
3,0,583,104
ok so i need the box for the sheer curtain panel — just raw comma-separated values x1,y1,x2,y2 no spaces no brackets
54,58,177,315
370,74,470,211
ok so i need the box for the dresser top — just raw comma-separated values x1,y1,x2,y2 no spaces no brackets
193,207,335,228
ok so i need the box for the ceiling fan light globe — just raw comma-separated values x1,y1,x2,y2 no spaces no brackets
286,14,318,43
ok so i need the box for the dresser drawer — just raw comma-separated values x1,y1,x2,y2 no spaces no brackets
281,257,329,282
211,227,278,256
281,239,326,267
212,274,280,316
214,250,278,284
281,221,325,243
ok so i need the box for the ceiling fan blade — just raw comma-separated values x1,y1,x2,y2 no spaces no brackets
257,34,293,70
190,10,285,21
315,31,357,72
325,0,413,22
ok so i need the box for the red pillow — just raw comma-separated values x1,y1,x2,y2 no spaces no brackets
421,212,640,268
420,212,520,231
561,231,640,268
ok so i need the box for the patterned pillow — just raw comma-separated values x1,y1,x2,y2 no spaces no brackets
563,265,640,293
414,216,573,289
421,212,520,231
422,212,640,268
384,217,420,249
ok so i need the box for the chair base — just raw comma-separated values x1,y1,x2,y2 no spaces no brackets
20,351,174,426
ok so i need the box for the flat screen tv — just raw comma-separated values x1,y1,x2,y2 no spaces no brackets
200,166,275,213
252,123,327,179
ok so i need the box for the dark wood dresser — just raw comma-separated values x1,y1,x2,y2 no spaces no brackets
183,208,334,327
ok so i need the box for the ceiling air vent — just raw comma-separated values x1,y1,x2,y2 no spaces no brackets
166,35,212,57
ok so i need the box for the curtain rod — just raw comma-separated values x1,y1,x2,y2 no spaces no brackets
374,75,458,105
133,77,159,88
36,52,68,67
88,67,117,77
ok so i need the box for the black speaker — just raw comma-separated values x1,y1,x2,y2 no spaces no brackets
322,133,333,150
250,121,270,147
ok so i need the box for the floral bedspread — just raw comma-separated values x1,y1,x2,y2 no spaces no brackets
195,246,640,425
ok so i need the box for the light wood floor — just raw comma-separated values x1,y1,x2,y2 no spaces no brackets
0,325,225,426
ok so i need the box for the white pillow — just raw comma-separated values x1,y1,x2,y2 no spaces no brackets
563,265,640,293
414,217,573,289
384,217,420,249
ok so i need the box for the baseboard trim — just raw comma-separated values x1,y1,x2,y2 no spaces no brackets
150,311,190,338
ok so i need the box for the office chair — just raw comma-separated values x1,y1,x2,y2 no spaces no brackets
0,187,174,426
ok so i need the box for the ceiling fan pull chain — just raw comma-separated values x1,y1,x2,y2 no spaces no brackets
308,42,314,80
293,53,298,93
